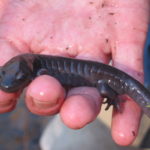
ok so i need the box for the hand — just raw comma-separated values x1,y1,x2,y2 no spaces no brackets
0,0,149,146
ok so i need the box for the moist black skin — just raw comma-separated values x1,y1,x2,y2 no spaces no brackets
0,53,150,118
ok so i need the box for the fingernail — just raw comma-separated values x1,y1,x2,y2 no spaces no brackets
31,97,58,109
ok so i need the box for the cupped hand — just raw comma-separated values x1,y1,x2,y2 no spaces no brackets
0,0,149,146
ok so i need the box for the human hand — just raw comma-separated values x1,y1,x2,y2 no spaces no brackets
0,0,149,146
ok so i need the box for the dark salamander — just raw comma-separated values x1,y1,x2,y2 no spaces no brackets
0,53,150,117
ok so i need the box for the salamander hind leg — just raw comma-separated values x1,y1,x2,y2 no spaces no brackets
97,80,123,112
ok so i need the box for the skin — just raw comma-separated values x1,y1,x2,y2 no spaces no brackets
0,0,149,146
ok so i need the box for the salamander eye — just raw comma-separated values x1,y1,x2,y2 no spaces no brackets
0,70,5,78
16,72,26,81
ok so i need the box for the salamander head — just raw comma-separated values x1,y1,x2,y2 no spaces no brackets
0,58,32,93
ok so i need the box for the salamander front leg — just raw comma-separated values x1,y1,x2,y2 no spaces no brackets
37,68,49,76
97,80,122,112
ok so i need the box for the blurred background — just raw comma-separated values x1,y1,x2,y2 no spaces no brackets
0,28,149,150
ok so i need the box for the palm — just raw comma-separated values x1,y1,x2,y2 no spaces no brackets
0,0,121,62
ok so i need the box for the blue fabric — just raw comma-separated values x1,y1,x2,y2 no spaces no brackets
144,26,150,86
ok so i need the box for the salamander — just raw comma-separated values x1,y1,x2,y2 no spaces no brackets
0,53,150,117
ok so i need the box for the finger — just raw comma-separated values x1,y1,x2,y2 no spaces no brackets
110,1,150,145
25,75,65,116
59,51,109,129
0,90,19,113
111,50,143,145
112,96,141,145
111,25,146,145
0,40,22,113
60,87,102,129
111,65,143,146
